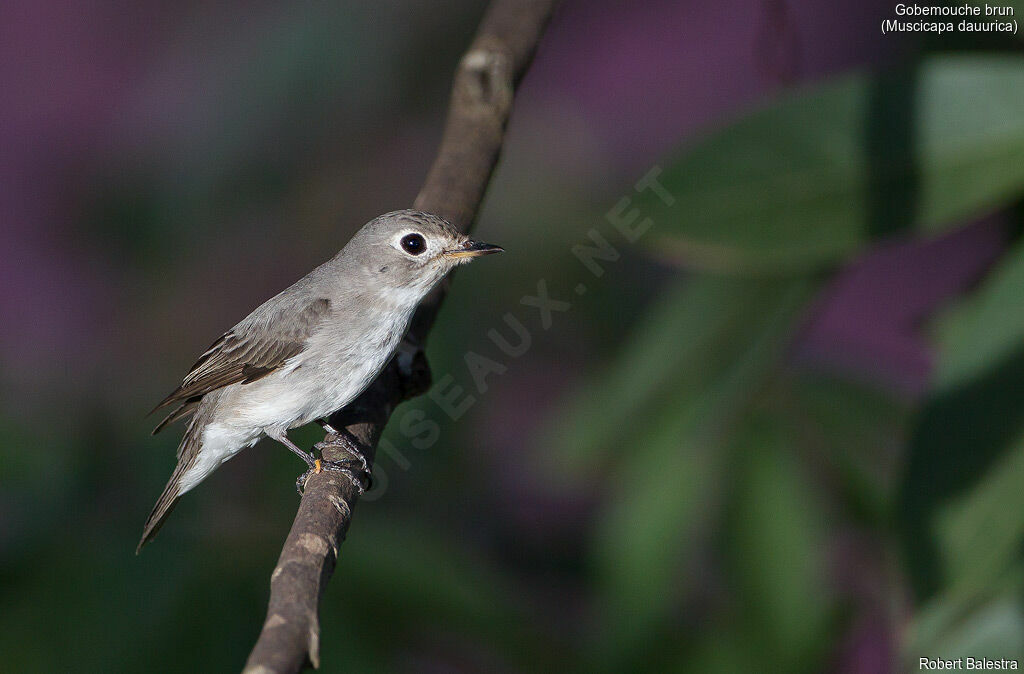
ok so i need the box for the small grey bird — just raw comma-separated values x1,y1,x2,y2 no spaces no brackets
139,210,502,552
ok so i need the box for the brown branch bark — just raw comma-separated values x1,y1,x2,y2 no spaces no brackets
243,2,559,671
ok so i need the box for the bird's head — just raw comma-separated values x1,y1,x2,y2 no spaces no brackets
348,210,503,296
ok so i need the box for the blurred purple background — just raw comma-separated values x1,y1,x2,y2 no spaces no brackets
0,0,997,405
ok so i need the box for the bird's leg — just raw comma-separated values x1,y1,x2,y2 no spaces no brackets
266,429,316,468
317,418,340,435
272,419,371,496
265,428,360,495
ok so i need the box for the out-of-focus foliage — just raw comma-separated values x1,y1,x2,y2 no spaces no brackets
543,53,1024,673
4,2,1024,673
900,239,1024,667
638,56,1024,273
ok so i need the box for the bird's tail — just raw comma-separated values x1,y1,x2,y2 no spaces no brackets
136,430,200,554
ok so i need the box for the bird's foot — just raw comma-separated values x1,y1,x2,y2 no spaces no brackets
295,458,372,496
315,432,371,476
319,458,372,493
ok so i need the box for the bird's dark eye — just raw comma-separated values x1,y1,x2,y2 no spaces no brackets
400,233,426,255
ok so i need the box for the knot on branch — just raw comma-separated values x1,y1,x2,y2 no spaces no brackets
457,45,512,113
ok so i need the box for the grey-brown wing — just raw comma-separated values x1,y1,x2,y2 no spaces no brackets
150,297,331,429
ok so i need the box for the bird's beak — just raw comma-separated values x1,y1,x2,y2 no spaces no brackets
443,239,504,259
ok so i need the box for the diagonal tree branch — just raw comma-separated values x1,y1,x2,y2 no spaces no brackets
243,2,559,671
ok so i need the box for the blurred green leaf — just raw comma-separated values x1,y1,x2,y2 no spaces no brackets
932,235,1024,393
639,55,1024,273
780,374,908,524
938,437,1024,594
572,276,816,670
930,596,1024,661
899,238,1024,599
906,579,1024,668
722,413,832,672
549,276,816,474
672,629,762,674
587,394,723,671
